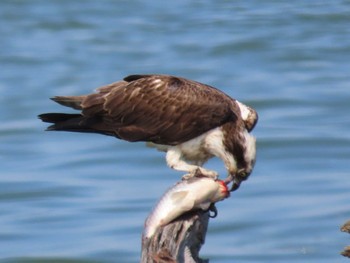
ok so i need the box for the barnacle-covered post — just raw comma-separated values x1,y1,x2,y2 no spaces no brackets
141,177,230,263
141,210,209,263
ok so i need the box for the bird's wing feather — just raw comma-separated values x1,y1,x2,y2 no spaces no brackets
80,75,238,144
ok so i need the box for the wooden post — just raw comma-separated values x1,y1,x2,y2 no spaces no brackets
141,210,210,263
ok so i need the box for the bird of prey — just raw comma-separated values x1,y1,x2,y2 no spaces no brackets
39,74,258,190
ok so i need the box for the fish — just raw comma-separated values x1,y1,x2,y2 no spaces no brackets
143,177,230,239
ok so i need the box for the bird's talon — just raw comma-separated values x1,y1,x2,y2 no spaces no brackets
201,169,218,180
182,168,218,181
194,168,203,178
181,173,194,180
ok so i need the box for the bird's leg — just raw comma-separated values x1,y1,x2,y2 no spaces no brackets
166,148,218,180
181,167,218,180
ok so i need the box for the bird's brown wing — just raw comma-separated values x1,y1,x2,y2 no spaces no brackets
78,74,239,145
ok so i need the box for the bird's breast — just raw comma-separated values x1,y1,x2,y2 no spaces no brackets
177,133,213,162
147,128,225,163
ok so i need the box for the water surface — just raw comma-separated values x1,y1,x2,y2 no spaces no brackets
0,1,349,262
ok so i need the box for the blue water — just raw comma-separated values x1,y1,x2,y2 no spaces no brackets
1,1,350,262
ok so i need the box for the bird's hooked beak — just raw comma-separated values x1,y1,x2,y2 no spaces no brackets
230,180,241,192
224,170,249,192
224,174,241,192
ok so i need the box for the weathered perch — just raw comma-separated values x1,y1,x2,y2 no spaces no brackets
141,210,209,263
141,177,230,262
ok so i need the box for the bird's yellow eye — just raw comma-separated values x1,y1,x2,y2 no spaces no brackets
238,171,248,178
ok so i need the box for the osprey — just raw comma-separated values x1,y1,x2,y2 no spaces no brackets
39,74,258,190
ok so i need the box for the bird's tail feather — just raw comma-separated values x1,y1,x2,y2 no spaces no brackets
38,113,80,124
38,113,90,132
51,96,85,110
38,113,115,136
